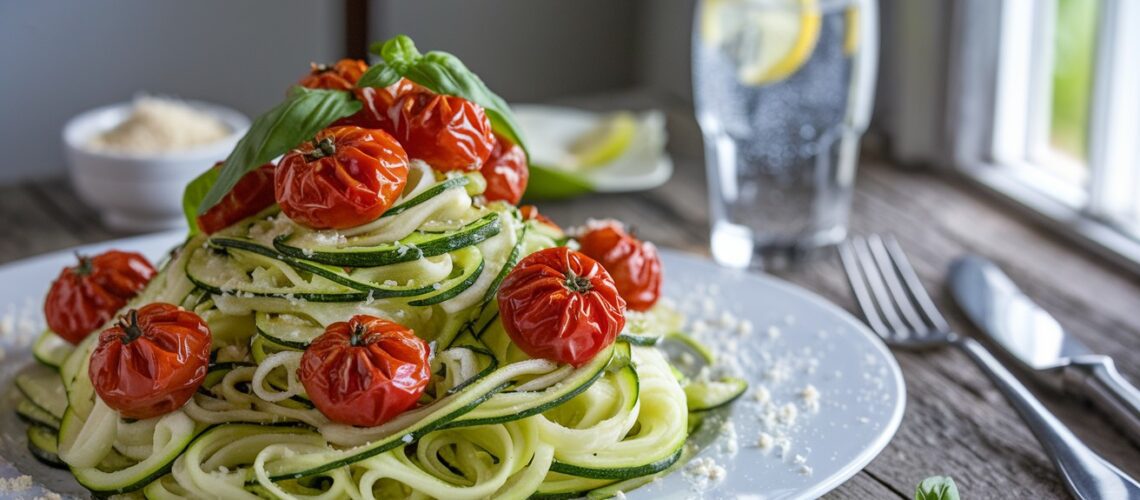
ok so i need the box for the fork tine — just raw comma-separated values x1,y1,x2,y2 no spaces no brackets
882,235,951,332
867,234,930,336
838,239,891,340
850,236,911,338
834,238,902,341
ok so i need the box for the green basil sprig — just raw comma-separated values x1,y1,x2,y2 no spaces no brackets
358,35,528,153
194,87,361,216
182,166,221,234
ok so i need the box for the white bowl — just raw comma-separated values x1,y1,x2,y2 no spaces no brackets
62,101,250,232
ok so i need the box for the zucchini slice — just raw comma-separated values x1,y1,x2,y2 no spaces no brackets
407,247,485,306
62,409,199,495
32,330,73,369
209,236,455,299
263,360,556,480
381,174,470,219
547,347,688,480
685,377,749,412
27,425,65,468
617,332,661,346
256,313,326,350
443,344,614,428
16,368,68,420
185,245,370,303
480,222,527,305
16,399,60,431
274,212,501,267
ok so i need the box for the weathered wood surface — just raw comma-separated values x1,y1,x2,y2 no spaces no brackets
2,109,1138,499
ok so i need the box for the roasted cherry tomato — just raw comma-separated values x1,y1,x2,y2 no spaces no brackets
497,247,625,366
196,162,276,234
44,251,156,345
298,315,431,427
298,59,368,91
480,134,528,205
389,92,495,172
89,303,212,419
276,126,409,229
343,78,427,131
577,221,663,311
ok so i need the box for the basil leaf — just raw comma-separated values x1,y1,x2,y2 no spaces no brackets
357,63,400,89
182,166,220,235
915,476,959,500
196,87,361,215
365,35,528,153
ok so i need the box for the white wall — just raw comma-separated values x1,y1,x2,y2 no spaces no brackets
0,0,345,183
370,0,640,102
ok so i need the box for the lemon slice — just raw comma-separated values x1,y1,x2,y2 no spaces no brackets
567,112,638,170
844,6,860,56
736,0,821,85
702,0,822,86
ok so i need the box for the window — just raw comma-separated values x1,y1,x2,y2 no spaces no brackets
948,0,1140,269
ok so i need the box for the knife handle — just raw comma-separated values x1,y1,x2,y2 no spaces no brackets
1065,355,1140,445
956,338,1140,500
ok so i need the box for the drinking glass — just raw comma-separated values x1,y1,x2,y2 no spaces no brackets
693,0,878,269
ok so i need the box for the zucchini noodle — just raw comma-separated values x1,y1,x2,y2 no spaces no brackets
23,160,732,499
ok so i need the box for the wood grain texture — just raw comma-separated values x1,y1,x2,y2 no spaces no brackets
2,114,1139,500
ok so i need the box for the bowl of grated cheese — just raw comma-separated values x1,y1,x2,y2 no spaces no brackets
63,96,249,232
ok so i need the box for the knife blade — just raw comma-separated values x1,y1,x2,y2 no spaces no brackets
949,255,1140,444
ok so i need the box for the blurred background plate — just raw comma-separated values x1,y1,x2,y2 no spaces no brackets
517,105,674,200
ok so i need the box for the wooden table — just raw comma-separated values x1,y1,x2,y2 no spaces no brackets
3,110,1138,499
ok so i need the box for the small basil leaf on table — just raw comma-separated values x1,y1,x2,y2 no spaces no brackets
196,87,361,215
364,35,529,154
915,475,960,500
182,166,221,235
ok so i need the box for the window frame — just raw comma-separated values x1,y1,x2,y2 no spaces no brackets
946,0,1140,272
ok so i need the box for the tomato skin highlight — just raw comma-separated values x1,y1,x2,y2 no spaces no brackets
298,315,431,427
480,134,529,205
577,222,663,312
343,78,427,131
196,162,277,234
275,126,409,230
298,59,369,91
496,247,626,367
347,77,494,172
89,303,212,420
389,92,495,172
44,251,156,345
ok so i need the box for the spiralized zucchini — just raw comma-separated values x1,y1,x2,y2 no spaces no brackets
37,162,717,499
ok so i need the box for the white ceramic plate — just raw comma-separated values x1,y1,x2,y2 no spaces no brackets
0,232,904,499
514,104,674,193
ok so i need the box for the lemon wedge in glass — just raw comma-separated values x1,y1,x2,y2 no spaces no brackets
701,0,822,86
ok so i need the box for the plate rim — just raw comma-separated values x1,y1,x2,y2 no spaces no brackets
657,248,907,499
0,234,905,499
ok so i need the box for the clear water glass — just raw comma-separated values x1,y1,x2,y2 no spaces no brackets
693,0,878,269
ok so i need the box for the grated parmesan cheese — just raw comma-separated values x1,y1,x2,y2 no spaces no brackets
88,96,230,153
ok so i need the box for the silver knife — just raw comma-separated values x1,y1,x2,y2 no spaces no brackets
949,255,1140,444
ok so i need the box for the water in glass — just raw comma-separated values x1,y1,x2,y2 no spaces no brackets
694,0,877,269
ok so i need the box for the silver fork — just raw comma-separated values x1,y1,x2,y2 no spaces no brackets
839,234,1140,500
